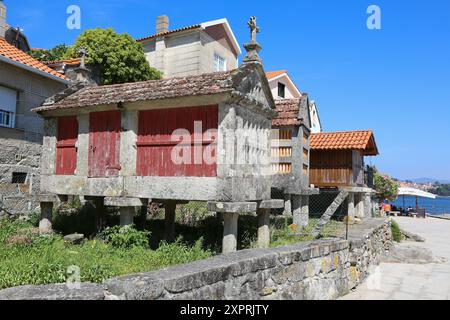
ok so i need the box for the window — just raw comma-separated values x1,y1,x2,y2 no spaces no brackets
214,53,226,72
12,172,27,184
278,83,286,98
0,86,17,128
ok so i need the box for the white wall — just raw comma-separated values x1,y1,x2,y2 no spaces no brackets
269,75,300,99
142,27,238,78
309,102,322,133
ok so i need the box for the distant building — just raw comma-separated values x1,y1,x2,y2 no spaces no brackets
309,130,379,219
0,1,30,52
138,16,241,78
266,70,322,133
0,4,70,215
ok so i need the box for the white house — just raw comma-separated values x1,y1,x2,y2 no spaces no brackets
138,16,241,78
266,70,322,133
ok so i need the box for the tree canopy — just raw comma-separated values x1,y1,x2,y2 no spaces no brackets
66,28,162,84
30,28,162,85
374,171,400,202
29,44,70,62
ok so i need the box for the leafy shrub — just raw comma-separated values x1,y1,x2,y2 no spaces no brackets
391,220,402,242
97,226,151,249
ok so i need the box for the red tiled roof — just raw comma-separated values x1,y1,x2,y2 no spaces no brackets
310,130,379,156
266,70,287,80
0,38,69,81
43,58,81,66
137,24,202,42
272,99,301,127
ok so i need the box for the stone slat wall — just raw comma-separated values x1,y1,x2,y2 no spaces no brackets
0,219,392,300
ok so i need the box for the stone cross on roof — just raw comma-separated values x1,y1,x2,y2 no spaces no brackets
77,47,88,69
248,16,260,44
243,16,262,64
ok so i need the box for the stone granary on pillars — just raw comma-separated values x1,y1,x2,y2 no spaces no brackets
271,97,319,229
33,17,284,253
309,130,379,219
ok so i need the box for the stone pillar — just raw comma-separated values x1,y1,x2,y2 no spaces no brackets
120,207,135,227
284,194,292,216
222,212,239,254
364,193,372,217
301,195,310,227
292,195,308,230
164,202,176,243
347,193,356,218
257,208,271,248
39,202,53,234
355,194,365,218
93,197,107,231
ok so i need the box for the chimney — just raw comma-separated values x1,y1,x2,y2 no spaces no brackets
156,15,169,34
0,0,7,38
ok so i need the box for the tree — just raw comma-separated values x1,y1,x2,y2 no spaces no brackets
374,171,399,202
29,44,70,62
65,28,162,85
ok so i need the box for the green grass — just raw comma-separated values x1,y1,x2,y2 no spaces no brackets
0,201,345,290
269,218,344,248
0,219,211,290
390,220,403,242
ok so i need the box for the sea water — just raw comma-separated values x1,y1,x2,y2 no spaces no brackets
392,196,450,215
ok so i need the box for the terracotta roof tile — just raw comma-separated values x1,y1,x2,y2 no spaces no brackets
272,98,301,126
43,58,81,66
0,38,69,81
310,130,379,156
137,25,202,42
266,70,287,80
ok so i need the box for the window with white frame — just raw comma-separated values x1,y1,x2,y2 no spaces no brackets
0,86,17,128
214,53,226,72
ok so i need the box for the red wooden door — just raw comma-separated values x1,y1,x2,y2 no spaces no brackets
88,111,121,178
56,116,78,175
136,106,218,177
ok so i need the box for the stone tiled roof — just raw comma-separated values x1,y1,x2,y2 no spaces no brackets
272,98,302,126
0,38,69,81
136,24,202,42
33,70,237,113
310,130,379,156
266,70,287,80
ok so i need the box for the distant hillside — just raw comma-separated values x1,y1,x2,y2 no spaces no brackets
408,178,450,184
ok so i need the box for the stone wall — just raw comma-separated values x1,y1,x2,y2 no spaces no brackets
0,219,391,300
0,134,42,216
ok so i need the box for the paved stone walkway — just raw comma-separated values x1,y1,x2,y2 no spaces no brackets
341,216,450,300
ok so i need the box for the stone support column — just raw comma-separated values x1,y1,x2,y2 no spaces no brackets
164,202,177,243
120,207,135,227
301,195,310,227
284,194,292,216
355,194,365,218
257,208,270,248
39,202,53,234
222,212,239,254
347,193,356,218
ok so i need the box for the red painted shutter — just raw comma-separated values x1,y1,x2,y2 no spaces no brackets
56,116,78,175
137,105,218,177
88,111,121,178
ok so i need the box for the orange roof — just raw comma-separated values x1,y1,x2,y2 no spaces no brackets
137,24,202,42
43,58,81,66
310,130,379,156
0,38,69,81
266,70,287,80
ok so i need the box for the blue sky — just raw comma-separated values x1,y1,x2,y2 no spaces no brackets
5,0,450,180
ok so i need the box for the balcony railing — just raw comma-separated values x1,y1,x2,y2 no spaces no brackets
0,110,14,128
